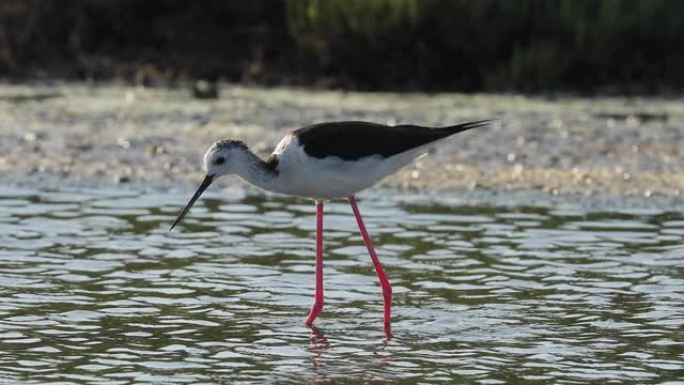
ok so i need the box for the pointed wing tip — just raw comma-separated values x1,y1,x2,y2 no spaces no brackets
467,119,497,127
445,119,497,134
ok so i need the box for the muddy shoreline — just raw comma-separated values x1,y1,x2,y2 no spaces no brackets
1,83,683,201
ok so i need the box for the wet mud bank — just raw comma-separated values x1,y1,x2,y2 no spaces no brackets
1,83,683,202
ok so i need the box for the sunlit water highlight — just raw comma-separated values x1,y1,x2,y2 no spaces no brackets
0,186,682,384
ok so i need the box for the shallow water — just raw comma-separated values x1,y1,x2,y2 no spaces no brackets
0,186,682,384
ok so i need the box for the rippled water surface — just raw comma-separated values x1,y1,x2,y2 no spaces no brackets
1,186,682,384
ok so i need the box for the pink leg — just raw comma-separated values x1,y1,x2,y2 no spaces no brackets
305,200,325,325
349,196,392,338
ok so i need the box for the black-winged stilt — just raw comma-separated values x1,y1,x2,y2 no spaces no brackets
171,120,490,337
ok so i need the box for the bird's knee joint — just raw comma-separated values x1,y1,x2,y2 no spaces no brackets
383,287,392,302
312,300,324,311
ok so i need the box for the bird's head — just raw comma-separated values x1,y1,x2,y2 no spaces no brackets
203,140,249,178
171,140,248,230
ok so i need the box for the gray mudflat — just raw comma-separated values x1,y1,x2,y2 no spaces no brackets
1,84,682,198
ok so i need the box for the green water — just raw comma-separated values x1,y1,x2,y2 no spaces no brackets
0,186,682,384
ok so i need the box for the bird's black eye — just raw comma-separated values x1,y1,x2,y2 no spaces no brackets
214,157,225,165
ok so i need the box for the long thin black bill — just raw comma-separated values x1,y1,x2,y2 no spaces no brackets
170,175,214,230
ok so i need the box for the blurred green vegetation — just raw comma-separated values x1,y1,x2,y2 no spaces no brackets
1,0,682,93
286,0,684,92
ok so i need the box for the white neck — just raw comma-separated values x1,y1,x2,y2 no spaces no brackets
232,149,281,193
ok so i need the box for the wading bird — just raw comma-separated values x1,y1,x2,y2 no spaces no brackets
171,120,489,337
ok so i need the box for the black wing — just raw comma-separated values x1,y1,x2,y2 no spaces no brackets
292,120,489,160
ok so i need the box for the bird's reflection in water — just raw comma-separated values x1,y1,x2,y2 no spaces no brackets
311,380,388,385
308,326,393,385
375,336,393,368
308,326,330,370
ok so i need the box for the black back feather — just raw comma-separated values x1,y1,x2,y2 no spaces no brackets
292,120,490,160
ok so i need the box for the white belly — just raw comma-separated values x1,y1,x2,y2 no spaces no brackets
270,137,428,200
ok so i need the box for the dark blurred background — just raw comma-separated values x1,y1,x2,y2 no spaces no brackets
1,0,682,93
